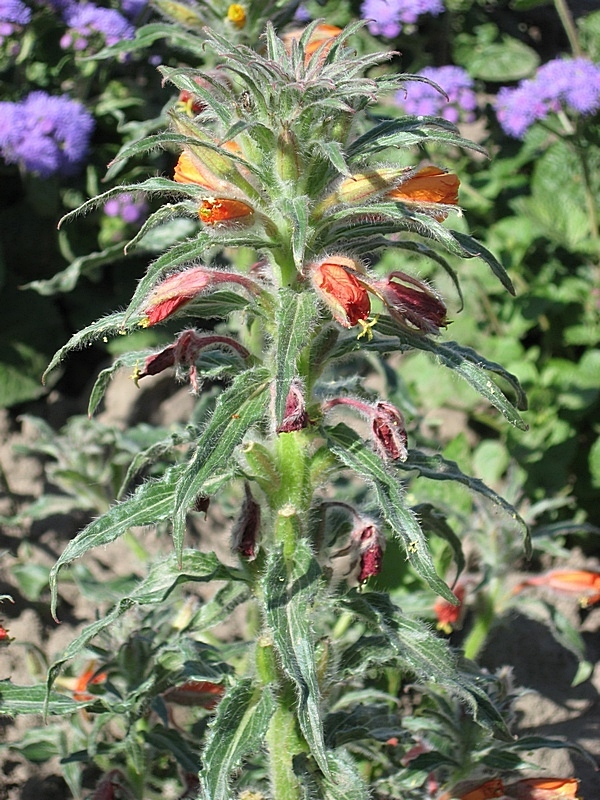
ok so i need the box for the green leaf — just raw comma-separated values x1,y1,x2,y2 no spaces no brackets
324,423,455,603
143,725,200,773
262,539,331,777
401,451,530,556
0,681,88,716
199,680,276,800
449,230,515,295
284,195,310,270
49,463,185,617
87,351,145,417
172,368,270,562
339,592,508,733
47,550,242,698
274,289,320,427
455,32,540,81
90,22,208,60
373,318,528,429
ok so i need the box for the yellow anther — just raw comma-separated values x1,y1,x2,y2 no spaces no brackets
356,315,378,341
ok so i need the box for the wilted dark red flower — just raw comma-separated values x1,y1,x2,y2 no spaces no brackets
231,483,261,560
163,680,225,709
375,271,447,335
91,769,129,800
311,256,370,328
276,379,309,433
355,522,386,583
371,401,408,462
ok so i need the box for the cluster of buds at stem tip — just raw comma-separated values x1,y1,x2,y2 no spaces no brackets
140,267,261,327
276,379,309,434
231,483,261,560
323,397,408,462
134,329,249,393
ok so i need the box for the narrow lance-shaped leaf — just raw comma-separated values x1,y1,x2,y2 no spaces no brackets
172,368,270,562
47,550,244,698
199,679,276,800
274,289,320,426
324,422,455,603
340,591,509,734
49,463,186,618
401,451,530,556
262,539,331,778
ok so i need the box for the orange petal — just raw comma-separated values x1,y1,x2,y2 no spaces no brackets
509,777,580,799
388,166,460,205
199,198,254,225
312,257,370,327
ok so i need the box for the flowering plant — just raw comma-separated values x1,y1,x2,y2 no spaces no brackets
1,2,596,798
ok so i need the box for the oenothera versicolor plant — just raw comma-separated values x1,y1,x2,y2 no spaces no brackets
6,21,533,799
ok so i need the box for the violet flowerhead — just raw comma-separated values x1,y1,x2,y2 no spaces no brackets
104,193,148,226
361,0,444,38
0,0,31,44
496,58,600,139
0,92,94,178
396,65,477,124
61,3,135,50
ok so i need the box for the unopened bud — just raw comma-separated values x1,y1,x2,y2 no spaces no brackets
231,483,261,560
371,401,408,462
277,379,309,433
275,128,301,183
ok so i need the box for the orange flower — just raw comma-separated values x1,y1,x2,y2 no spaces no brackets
434,583,466,634
282,23,342,64
163,680,225,709
513,569,600,607
311,256,370,328
199,197,254,226
173,143,244,194
439,778,506,800
68,662,107,701
507,777,580,799
387,166,459,220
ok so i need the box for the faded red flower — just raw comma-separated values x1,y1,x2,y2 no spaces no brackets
163,680,225,709
371,400,408,462
375,271,447,335
355,522,385,583
276,379,309,433
231,483,261,560
434,583,466,634
135,329,249,391
513,569,600,607
387,165,460,221
199,197,254,226
311,256,370,328
507,777,580,799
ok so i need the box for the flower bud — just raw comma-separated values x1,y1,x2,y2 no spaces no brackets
276,379,309,433
226,3,246,29
275,127,301,183
231,483,261,560
311,256,370,328
376,271,447,335
317,167,411,214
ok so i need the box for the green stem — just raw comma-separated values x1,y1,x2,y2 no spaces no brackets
266,689,306,800
553,0,583,57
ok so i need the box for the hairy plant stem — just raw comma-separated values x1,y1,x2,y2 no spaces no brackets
266,684,306,800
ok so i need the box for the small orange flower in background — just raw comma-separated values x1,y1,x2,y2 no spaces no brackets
513,569,600,607
438,778,506,800
282,23,342,64
434,582,466,634
199,197,254,226
388,165,460,221
226,3,246,29
56,661,107,701
507,777,581,799
311,256,371,329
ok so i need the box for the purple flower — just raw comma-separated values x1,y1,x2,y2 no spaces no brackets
0,91,94,178
104,192,148,225
119,0,147,20
61,3,134,50
396,65,477,123
496,58,600,139
361,0,444,38
0,0,31,44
